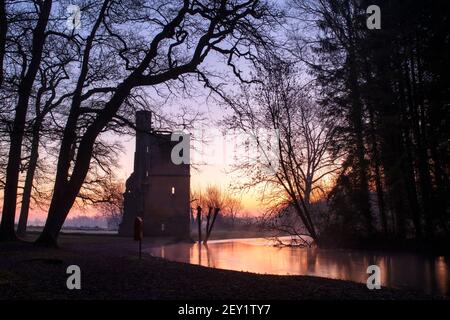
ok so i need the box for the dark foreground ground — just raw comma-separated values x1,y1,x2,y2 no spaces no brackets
0,235,446,300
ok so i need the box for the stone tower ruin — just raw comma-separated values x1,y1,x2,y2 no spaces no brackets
119,111,190,238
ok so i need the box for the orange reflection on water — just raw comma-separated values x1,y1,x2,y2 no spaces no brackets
148,238,450,296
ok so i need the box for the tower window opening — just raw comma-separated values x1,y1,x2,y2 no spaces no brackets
146,146,149,153
146,170,149,177
171,186,175,194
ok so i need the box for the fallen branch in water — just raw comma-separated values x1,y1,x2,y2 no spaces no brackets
268,234,313,248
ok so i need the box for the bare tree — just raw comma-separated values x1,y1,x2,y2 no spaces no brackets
0,0,53,240
225,196,242,226
34,0,279,246
0,0,6,87
16,34,77,235
192,185,221,243
94,180,124,230
224,57,340,242
192,184,242,242
1,0,133,237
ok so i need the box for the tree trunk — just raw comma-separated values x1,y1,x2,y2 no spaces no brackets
17,121,41,236
401,133,422,238
204,207,212,243
362,56,389,236
0,0,7,87
36,81,134,246
369,107,388,235
347,52,374,236
35,142,93,246
397,62,423,239
204,208,219,244
196,206,202,243
0,0,52,241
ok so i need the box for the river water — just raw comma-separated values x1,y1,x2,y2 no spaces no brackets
148,237,450,296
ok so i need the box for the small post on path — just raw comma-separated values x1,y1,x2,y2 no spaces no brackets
134,217,143,259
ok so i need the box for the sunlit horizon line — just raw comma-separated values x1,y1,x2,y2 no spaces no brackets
0,122,334,224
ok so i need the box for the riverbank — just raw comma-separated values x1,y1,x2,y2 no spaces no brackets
0,234,446,300
25,225,282,241
318,235,450,256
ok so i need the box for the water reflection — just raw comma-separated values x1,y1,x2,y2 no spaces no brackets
148,237,450,296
